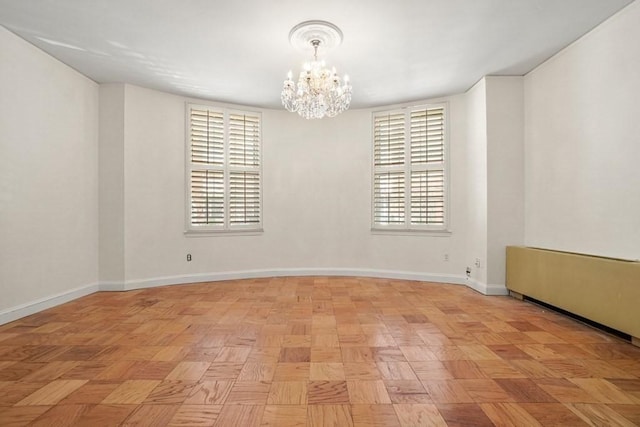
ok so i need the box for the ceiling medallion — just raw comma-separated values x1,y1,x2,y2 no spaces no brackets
281,20,352,119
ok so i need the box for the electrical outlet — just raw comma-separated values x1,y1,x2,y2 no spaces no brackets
466,267,471,277
444,253,449,262
187,254,192,262
475,258,481,268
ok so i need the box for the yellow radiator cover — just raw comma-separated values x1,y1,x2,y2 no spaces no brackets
506,246,640,339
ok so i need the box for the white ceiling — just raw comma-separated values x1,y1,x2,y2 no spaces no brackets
0,0,634,109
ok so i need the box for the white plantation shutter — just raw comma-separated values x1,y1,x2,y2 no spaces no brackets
410,170,444,225
190,108,224,165
409,106,445,226
374,172,405,224
187,104,261,231
229,171,260,225
229,113,260,167
190,170,224,226
373,111,406,226
228,112,261,226
374,112,405,166
373,104,447,230
410,107,444,164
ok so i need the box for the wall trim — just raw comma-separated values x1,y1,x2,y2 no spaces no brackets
485,283,510,296
465,277,509,296
1,269,506,325
0,282,99,326
117,268,468,291
99,281,126,292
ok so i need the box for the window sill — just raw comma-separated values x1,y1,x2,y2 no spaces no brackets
184,228,264,237
371,228,451,237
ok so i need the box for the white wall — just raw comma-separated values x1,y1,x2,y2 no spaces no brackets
464,79,488,286
117,85,469,286
486,76,525,286
462,76,525,293
524,0,640,261
0,26,99,316
99,84,125,283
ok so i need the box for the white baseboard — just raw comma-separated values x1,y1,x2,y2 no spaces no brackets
119,268,468,291
465,277,509,296
1,269,506,325
99,281,125,292
0,282,99,325
485,283,510,296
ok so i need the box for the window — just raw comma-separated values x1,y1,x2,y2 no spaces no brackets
186,104,261,232
372,104,447,231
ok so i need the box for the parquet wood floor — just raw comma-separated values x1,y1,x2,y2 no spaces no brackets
1,276,640,426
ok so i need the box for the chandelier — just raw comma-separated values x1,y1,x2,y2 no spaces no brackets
281,21,352,119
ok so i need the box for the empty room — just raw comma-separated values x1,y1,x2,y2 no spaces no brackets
1,0,639,425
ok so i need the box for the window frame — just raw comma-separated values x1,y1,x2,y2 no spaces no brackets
371,102,450,233
185,102,263,235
